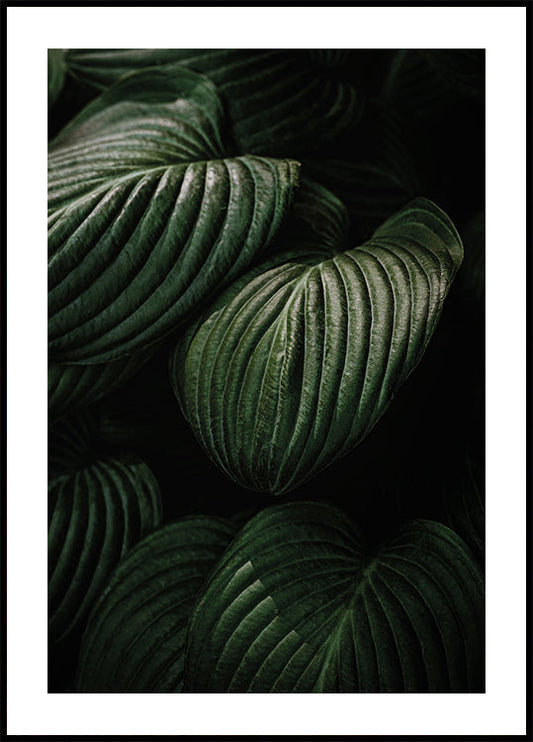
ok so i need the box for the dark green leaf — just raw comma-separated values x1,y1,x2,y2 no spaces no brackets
76,517,236,692
49,455,162,647
48,67,300,364
64,49,363,156
171,198,463,494
184,502,484,692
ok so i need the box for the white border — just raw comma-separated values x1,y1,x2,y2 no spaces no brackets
6,4,527,737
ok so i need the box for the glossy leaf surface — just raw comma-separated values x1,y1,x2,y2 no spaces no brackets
172,198,463,494
48,68,300,364
184,502,484,692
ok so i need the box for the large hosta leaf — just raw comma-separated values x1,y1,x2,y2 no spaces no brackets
63,49,362,156
48,67,300,364
171,198,463,495
49,417,163,647
76,517,237,692
184,502,484,692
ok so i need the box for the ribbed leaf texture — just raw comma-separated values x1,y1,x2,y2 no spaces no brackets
64,49,362,156
184,502,484,692
48,49,65,107
76,517,237,692
172,198,463,495
49,447,162,647
48,67,300,364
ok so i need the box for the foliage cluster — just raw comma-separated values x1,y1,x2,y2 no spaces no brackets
48,48,485,693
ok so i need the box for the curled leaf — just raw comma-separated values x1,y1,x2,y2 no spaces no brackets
172,198,463,494
48,68,300,364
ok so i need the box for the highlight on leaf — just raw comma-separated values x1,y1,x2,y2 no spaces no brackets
48,67,300,365
171,197,463,495
183,502,484,692
46,48,485,698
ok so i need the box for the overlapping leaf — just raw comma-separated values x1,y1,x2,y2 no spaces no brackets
184,502,484,692
63,49,362,156
76,517,237,692
48,67,300,364
172,197,463,495
49,417,163,646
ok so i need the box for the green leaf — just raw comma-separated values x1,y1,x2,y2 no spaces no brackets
48,49,65,107
184,502,484,692
49,454,162,647
48,67,300,364
63,49,362,156
171,198,463,495
76,517,237,692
